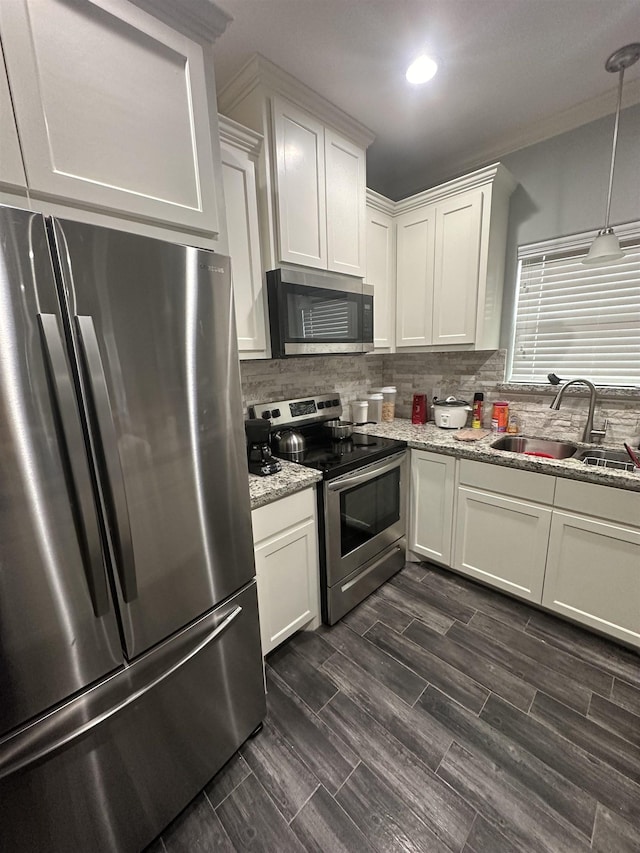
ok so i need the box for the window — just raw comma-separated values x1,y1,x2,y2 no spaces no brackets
509,225,640,387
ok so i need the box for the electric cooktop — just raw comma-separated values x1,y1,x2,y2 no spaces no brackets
249,393,406,480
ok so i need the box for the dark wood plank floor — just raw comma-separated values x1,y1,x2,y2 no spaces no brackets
148,562,640,853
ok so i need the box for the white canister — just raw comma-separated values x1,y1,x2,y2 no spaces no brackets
381,386,397,422
367,393,383,422
351,399,369,424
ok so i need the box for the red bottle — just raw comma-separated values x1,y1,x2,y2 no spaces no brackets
412,393,427,424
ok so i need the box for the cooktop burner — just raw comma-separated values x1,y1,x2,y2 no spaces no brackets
248,394,406,480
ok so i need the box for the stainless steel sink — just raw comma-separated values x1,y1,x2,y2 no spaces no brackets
491,436,578,459
574,448,637,471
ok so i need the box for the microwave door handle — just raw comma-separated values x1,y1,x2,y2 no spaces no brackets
75,315,138,603
38,314,110,617
327,451,405,492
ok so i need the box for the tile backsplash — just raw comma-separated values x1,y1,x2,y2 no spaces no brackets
240,350,640,444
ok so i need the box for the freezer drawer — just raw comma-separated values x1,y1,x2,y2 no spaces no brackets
0,582,266,853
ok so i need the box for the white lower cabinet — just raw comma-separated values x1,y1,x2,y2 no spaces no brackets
251,488,320,656
453,459,555,603
542,480,640,648
408,452,640,648
409,450,456,565
454,486,552,603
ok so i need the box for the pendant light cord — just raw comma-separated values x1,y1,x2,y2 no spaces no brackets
603,67,625,230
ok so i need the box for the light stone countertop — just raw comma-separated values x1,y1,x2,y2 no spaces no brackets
354,420,640,493
248,419,640,510
249,459,322,510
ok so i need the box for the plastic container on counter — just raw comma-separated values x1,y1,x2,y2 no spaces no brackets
367,393,383,422
381,386,397,422
351,399,369,424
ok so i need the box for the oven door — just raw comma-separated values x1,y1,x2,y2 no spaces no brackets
324,451,407,586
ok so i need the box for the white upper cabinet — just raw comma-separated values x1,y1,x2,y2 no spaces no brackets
219,116,267,358
0,44,26,193
365,191,396,350
273,97,327,268
0,0,228,240
218,55,374,276
432,190,483,346
396,204,435,347
325,128,366,276
389,163,516,351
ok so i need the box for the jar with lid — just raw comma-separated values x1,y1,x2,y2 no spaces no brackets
380,386,397,421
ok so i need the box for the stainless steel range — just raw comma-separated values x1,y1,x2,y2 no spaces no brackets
250,394,407,624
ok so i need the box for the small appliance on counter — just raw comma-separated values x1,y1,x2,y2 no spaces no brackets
245,418,282,475
433,395,472,428
249,393,407,624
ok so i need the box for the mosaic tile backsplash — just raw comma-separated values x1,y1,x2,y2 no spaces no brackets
240,350,640,445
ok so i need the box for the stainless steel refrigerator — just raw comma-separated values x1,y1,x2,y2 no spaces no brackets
0,205,266,851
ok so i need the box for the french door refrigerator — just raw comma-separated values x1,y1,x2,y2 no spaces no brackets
0,205,266,852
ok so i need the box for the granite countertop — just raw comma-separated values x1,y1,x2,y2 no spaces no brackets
248,419,640,510
354,420,640,493
249,459,323,510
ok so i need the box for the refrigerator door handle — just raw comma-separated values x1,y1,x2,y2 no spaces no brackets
37,314,110,618
75,315,137,603
0,604,243,780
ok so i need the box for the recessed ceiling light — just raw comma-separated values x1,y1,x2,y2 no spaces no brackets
406,54,438,84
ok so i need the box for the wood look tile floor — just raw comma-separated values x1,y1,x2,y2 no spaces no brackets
147,562,640,853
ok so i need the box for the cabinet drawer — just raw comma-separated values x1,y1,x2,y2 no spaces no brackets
251,488,316,544
554,478,640,529
459,459,555,504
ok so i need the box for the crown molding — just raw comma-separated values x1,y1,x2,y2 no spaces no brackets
393,162,517,214
218,53,376,149
425,77,640,189
128,0,232,43
365,188,395,216
218,114,263,155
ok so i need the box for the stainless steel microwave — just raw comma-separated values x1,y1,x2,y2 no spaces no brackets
266,267,374,357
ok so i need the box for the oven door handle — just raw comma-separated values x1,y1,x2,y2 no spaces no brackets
327,451,405,491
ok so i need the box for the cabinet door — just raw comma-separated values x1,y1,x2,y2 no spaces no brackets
365,206,395,350
410,450,455,564
254,518,319,655
454,487,551,603
273,96,327,268
325,128,366,276
543,511,640,649
432,190,483,345
0,0,218,234
0,44,26,192
396,206,435,347
220,141,267,357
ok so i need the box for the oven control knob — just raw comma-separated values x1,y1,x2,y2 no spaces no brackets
332,398,340,407
261,410,271,419
317,401,325,409
272,408,281,418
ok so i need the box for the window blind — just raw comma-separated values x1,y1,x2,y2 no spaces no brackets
510,238,640,386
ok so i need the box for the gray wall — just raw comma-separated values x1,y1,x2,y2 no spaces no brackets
499,102,640,349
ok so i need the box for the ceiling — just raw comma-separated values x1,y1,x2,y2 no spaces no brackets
212,1,640,200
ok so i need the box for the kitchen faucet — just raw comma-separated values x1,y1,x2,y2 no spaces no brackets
549,378,607,443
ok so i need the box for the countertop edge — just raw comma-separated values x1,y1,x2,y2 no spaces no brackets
249,461,323,510
354,420,640,493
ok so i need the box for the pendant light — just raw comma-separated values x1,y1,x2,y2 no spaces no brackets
583,43,640,265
